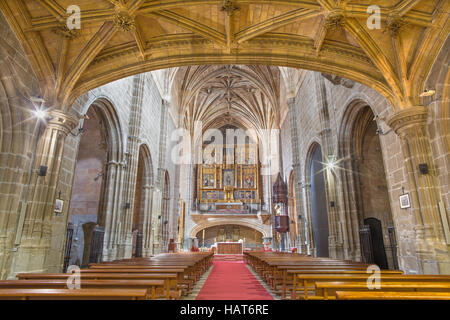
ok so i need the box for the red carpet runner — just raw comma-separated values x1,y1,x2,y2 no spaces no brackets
196,258,273,300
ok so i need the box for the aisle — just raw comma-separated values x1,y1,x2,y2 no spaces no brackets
196,258,273,300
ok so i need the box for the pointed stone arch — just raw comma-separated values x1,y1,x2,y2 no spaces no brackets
67,97,126,263
189,219,271,239
305,141,329,257
337,99,396,268
132,143,154,257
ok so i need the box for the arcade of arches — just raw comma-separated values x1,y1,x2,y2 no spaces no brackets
0,0,449,281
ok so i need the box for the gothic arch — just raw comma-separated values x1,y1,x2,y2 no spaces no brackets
131,143,154,257
305,141,329,257
337,99,396,268
138,144,154,187
189,219,270,239
65,96,125,264
79,97,125,164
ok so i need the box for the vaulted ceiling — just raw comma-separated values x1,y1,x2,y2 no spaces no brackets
0,0,448,110
173,65,281,134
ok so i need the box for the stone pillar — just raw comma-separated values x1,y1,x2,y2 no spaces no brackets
189,237,198,249
156,99,169,252
302,182,314,255
101,160,126,261
118,137,140,259
387,106,450,274
142,185,154,257
314,73,344,259
280,233,288,252
151,188,162,255
118,74,145,259
9,110,78,277
263,237,272,251
287,97,307,253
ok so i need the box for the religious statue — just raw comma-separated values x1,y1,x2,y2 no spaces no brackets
274,203,282,216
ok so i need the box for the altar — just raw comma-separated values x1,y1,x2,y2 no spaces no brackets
196,139,261,212
216,242,243,255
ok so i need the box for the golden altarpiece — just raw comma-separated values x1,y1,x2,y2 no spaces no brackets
197,141,261,213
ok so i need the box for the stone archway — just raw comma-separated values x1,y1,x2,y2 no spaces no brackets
189,219,271,240
338,101,397,269
305,142,329,257
67,106,108,267
67,97,125,263
132,144,154,258
195,224,264,251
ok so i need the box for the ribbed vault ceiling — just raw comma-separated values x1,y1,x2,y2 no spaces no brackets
0,0,447,110
172,65,281,135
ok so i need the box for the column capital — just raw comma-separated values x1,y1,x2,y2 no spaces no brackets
386,106,428,135
47,110,79,135
107,160,126,167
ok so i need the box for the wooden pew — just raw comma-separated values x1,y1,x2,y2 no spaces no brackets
90,264,197,287
315,281,450,300
16,273,179,300
79,268,190,295
0,288,148,300
335,291,450,300
292,274,450,300
270,264,372,291
103,252,213,282
0,279,164,300
4,252,213,300
281,269,403,298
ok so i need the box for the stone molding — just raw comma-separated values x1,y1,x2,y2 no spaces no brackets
47,110,79,135
387,106,429,134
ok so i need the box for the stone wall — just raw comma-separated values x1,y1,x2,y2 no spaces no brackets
280,71,424,273
0,26,182,276
0,10,44,278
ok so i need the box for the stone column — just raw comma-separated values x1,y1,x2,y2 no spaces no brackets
9,110,78,276
262,237,273,250
151,188,162,254
101,160,126,261
117,74,145,259
156,99,169,252
387,106,450,274
314,73,344,259
141,185,154,257
118,137,140,259
287,97,307,253
302,182,314,255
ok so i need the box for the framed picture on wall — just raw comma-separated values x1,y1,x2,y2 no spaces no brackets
399,193,411,209
54,199,64,213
